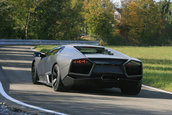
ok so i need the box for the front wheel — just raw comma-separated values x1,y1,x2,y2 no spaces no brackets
52,64,66,91
31,61,39,84
120,81,142,95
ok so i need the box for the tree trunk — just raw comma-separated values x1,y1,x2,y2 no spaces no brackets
25,13,30,40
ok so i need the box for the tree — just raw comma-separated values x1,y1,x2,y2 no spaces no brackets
158,0,171,20
57,0,83,40
119,1,143,44
33,0,83,40
82,0,115,42
157,0,172,44
0,0,14,38
0,0,10,12
8,0,39,39
118,0,162,45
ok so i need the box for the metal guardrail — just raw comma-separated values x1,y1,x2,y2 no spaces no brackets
0,39,99,45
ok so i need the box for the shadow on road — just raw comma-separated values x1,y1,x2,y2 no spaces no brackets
25,82,172,100
66,87,172,100
0,45,33,92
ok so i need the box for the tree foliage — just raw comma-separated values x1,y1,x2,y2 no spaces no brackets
0,0,83,40
0,0,172,45
82,0,115,42
118,0,162,45
8,0,38,39
0,0,14,38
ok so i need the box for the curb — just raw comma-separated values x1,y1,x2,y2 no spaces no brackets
0,66,43,115
0,81,68,115
142,85,172,95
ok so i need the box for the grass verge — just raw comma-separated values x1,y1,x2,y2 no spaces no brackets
35,45,172,92
34,45,58,53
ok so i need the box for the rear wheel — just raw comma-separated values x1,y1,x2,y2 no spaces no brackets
52,64,66,91
31,61,39,84
120,81,142,95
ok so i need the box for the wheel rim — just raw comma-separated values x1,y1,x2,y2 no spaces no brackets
52,66,58,87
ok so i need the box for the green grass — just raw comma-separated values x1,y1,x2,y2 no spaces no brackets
35,45,58,53
35,45,172,92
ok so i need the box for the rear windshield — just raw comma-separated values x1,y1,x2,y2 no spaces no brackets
74,46,113,55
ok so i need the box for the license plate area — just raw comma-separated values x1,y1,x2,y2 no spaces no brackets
93,65,123,74
101,74,118,81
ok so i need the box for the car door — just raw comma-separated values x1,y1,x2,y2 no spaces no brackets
37,54,49,79
43,47,62,76
36,49,55,82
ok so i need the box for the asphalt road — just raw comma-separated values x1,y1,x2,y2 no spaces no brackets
0,45,172,115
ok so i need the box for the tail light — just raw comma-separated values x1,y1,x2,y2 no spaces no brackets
73,59,87,64
125,61,142,76
70,59,93,74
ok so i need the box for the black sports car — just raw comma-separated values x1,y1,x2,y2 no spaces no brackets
32,45,142,95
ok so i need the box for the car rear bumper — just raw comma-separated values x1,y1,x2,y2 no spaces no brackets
62,75,142,89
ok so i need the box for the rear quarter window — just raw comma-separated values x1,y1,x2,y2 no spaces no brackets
74,46,113,55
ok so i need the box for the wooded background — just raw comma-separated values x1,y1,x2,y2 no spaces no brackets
0,0,172,46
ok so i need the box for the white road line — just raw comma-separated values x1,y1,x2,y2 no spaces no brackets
0,81,68,115
143,85,172,95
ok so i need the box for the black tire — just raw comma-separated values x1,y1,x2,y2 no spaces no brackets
52,64,66,91
31,61,39,84
120,81,142,95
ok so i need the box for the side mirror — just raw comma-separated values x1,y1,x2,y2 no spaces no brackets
34,52,46,58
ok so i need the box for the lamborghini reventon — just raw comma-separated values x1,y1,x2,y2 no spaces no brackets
31,45,142,95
